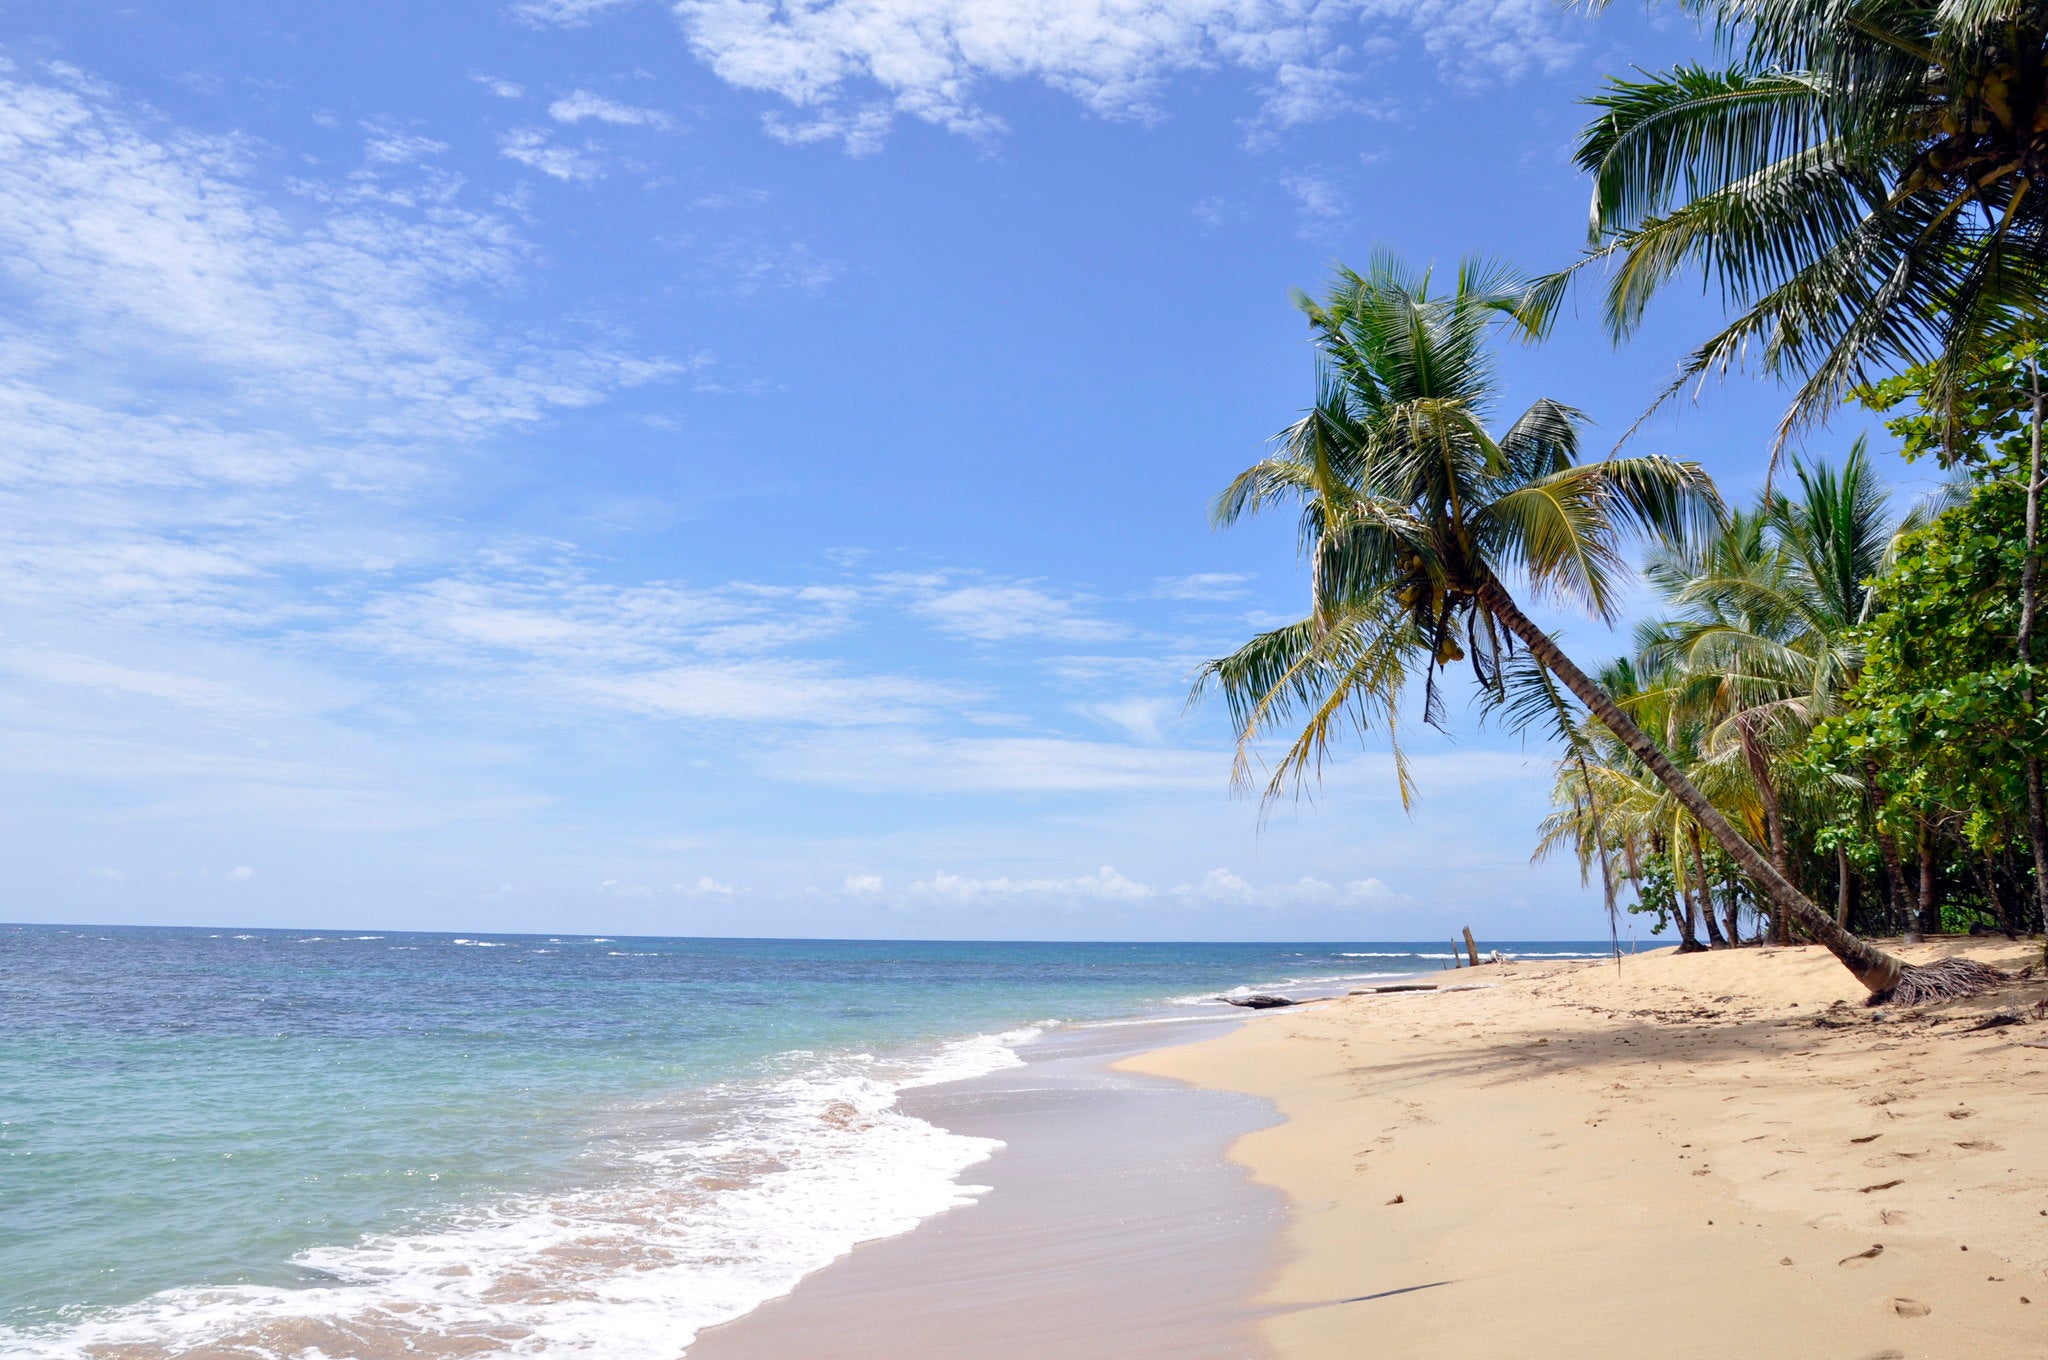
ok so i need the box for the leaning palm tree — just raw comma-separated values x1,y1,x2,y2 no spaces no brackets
1194,255,1997,1002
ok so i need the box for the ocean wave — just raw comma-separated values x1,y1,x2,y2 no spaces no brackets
0,1032,1035,1360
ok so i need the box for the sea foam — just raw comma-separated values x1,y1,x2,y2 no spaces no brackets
0,1033,1033,1360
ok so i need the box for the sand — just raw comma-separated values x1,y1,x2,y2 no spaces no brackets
1127,938,2048,1360
685,1017,1283,1359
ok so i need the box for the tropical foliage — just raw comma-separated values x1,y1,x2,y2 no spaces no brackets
1197,5,2046,1002
1193,255,1950,999
1535,0,2048,445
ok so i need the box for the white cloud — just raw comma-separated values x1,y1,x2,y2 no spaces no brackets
1281,167,1346,224
580,662,960,725
474,74,528,99
511,0,638,26
230,864,255,880
843,872,884,893
1169,867,1413,909
686,874,737,895
1075,696,1170,744
903,578,1123,642
498,127,607,180
695,237,843,296
549,91,675,128
774,733,1217,792
910,864,1153,903
0,66,678,641
1152,571,1251,600
362,123,450,165
671,0,1580,152
899,863,1406,910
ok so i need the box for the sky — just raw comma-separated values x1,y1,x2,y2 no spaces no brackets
0,0,1942,941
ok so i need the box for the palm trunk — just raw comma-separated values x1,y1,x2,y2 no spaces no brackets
1480,580,1906,995
1690,825,1728,947
1736,716,1791,944
1723,873,1742,946
2021,359,2048,933
1738,716,1787,878
1836,846,1852,928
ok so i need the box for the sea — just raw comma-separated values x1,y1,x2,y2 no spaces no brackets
0,924,1612,1357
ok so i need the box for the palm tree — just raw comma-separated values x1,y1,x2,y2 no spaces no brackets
1648,447,1964,939
1195,255,1994,1002
1537,1,2048,445
1540,1,2048,937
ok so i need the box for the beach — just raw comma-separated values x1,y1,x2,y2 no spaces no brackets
1130,938,2048,1359
14,930,2048,1359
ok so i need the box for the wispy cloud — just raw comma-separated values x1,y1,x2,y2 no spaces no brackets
899,576,1123,643
899,863,1412,909
510,0,638,27
771,733,1217,792
664,0,1580,153
1280,167,1348,236
498,126,607,180
909,864,1154,903
548,90,675,129
1152,571,1252,601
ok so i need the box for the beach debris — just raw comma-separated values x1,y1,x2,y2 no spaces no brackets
1385,1194,1404,1205
1221,994,1298,1009
1961,1009,2025,1032
1875,957,2011,1007
1353,983,1437,995
1858,1180,1904,1193
1485,950,1511,965
1838,1244,1884,1265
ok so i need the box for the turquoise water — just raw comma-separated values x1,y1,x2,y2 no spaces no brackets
0,925,1608,1356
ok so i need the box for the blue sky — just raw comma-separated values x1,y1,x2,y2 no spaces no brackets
0,1,1937,940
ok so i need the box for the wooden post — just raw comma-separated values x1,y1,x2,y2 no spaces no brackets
1462,927,1479,967
1449,939,1460,969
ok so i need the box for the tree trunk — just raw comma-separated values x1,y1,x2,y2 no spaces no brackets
1738,716,1787,877
2021,359,2048,935
1917,821,1939,938
1982,850,2016,940
1723,873,1743,946
1481,580,1907,995
1690,825,1728,947
1736,716,1790,943
1868,763,1920,942
1836,846,1852,928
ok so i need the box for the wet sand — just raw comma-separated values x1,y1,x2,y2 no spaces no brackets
684,1018,1283,1359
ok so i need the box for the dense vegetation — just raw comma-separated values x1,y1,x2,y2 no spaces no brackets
1195,0,2048,1001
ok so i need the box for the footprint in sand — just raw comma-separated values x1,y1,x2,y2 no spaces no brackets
1891,1298,1931,1317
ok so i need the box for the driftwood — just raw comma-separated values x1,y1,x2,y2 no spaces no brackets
1352,983,1438,995
1220,994,1298,1009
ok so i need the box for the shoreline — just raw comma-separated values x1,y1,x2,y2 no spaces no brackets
684,1014,1285,1359
1127,938,2048,1359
